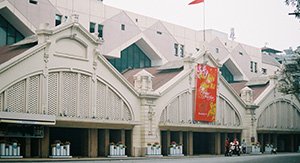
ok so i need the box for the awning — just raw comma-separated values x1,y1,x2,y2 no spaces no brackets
0,112,56,125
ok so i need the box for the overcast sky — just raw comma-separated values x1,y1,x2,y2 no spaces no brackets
104,0,300,51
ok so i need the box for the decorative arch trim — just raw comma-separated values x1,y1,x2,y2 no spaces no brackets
0,71,134,122
257,100,300,130
159,91,241,127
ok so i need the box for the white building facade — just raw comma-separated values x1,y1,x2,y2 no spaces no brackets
0,0,299,158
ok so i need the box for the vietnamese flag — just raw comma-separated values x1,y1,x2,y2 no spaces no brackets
188,0,204,5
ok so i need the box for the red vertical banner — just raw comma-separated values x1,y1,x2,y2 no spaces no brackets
194,64,218,122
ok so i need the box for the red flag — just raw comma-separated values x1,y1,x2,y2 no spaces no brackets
188,0,204,5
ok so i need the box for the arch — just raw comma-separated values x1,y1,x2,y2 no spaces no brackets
159,91,241,127
160,90,191,124
0,71,134,122
95,76,134,121
0,74,42,114
216,95,242,127
257,100,300,130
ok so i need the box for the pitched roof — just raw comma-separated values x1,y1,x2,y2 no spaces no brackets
230,81,269,101
262,53,281,67
0,42,37,65
261,47,282,54
122,67,183,90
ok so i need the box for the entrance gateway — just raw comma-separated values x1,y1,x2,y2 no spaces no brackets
160,130,241,156
0,124,133,158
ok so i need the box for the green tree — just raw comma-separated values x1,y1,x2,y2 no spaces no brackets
277,47,300,96
286,0,300,18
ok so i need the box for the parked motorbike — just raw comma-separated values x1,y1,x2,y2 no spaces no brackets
227,143,241,156
271,147,277,154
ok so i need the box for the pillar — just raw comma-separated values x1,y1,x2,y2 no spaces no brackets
267,134,271,145
104,129,110,156
25,138,31,158
87,129,98,157
187,131,193,156
121,129,125,145
215,133,221,155
179,132,183,145
40,127,49,158
273,134,278,148
167,131,171,155
290,135,294,152
258,134,264,152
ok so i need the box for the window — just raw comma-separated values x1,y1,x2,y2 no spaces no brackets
98,24,103,38
262,68,267,75
0,15,24,47
250,61,258,73
108,43,151,72
239,52,243,55
55,14,62,26
121,24,125,31
89,22,96,33
180,44,184,57
254,62,257,73
216,48,219,53
174,43,179,56
29,0,38,4
221,65,234,83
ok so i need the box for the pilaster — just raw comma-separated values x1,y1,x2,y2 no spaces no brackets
187,131,193,155
40,127,49,158
87,129,98,157
214,133,221,155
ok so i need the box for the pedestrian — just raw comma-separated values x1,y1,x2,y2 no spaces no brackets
225,138,230,156
241,139,247,154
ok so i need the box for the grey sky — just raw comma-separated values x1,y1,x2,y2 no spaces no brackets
104,0,300,51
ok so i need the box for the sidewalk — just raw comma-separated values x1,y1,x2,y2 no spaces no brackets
0,152,299,162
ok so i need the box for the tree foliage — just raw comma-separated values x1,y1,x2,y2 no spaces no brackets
285,0,300,18
277,47,300,96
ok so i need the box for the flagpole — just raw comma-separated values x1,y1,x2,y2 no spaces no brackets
203,1,206,42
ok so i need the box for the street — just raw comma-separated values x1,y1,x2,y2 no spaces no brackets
4,153,300,163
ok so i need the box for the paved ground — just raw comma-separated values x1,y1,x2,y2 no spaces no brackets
2,153,300,163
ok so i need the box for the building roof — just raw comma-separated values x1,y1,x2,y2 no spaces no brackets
157,59,183,70
0,42,37,65
122,67,183,90
262,53,281,67
230,81,269,101
246,76,269,86
261,47,282,54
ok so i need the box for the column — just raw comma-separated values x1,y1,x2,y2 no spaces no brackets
120,129,126,156
121,129,125,144
166,131,171,155
40,127,49,158
259,134,264,152
104,129,110,156
187,131,193,156
273,134,278,148
179,132,183,145
215,133,221,155
267,134,271,145
290,135,294,152
25,138,31,158
87,129,98,157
